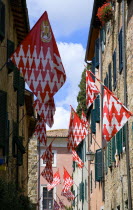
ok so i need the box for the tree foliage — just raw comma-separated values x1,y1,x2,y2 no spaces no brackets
76,69,87,117
0,179,35,210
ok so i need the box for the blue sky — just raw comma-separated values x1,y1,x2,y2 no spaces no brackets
26,0,93,129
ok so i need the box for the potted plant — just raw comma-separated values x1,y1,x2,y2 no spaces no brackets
97,2,113,26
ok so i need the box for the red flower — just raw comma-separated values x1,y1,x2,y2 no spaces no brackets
97,2,113,25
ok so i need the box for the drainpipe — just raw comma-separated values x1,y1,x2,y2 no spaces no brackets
122,0,132,209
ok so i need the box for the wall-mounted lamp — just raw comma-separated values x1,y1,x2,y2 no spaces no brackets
86,151,95,161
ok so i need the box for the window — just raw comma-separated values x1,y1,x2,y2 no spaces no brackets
90,171,93,193
43,187,53,210
119,28,123,73
43,152,54,165
41,150,57,167
95,149,103,182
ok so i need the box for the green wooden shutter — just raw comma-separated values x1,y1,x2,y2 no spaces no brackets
122,124,126,147
104,149,108,174
91,57,95,81
113,50,117,90
111,136,116,162
82,182,84,202
18,76,25,106
119,28,123,73
79,183,82,200
0,1,5,41
91,109,96,134
95,39,99,68
7,40,15,74
116,129,122,155
85,179,87,200
73,161,75,171
108,63,112,91
90,171,92,193
107,141,112,167
95,149,103,182
13,67,20,90
0,90,7,147
95,95,100,123
73,190,75,207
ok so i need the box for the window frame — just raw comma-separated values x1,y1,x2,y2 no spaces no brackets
40,149,57,167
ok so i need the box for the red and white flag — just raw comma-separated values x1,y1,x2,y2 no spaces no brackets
11,11,66,103
62,168,74,193
103,87,132,141
41,162,53,184
53,200,60,210
81,110,89,129
67,106,87,150
61,190,75,201
72,150,84,168
86,70,100,108
34,98,55,128
34,118,47,145
41,143,53,163
59,199,65,209
47,170,61,191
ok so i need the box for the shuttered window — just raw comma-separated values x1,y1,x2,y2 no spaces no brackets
0,90,7,147
73,190,75,207
43,187,53,209
95,149,103,182
108,63,112,91
85,179,87,200
91,109,96,134
13,67,20,90
111,136,116,162
119,28,123,73
113,50,117,90
104,149,108,174
95,95,100,123
0,1,5,41
18,76,25,106
95,39,99,68
7,40,15,74
107,141,112,168
90,171,92,193
116,129,123,155
122,124,126,147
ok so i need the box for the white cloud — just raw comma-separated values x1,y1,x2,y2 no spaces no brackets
56,42,86,109
27,0,93,38
46,106,70,130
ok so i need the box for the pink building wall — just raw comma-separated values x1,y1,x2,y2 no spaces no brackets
39,130,73,209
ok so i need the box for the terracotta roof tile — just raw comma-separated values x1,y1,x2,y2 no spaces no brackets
46,129,68,137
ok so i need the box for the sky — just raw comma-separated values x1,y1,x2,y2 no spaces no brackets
26,0,94,130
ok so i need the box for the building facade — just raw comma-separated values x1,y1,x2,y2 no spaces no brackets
38,129,73,210
0,0,36,197
85,0,133,209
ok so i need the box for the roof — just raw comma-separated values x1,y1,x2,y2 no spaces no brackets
10,0,30,44
85,0,105,61
46,129,68,138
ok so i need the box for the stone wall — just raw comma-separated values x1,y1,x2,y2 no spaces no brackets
28,135,38,205
102,1,133,209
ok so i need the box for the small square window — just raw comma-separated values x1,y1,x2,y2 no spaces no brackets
41,150,57,167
